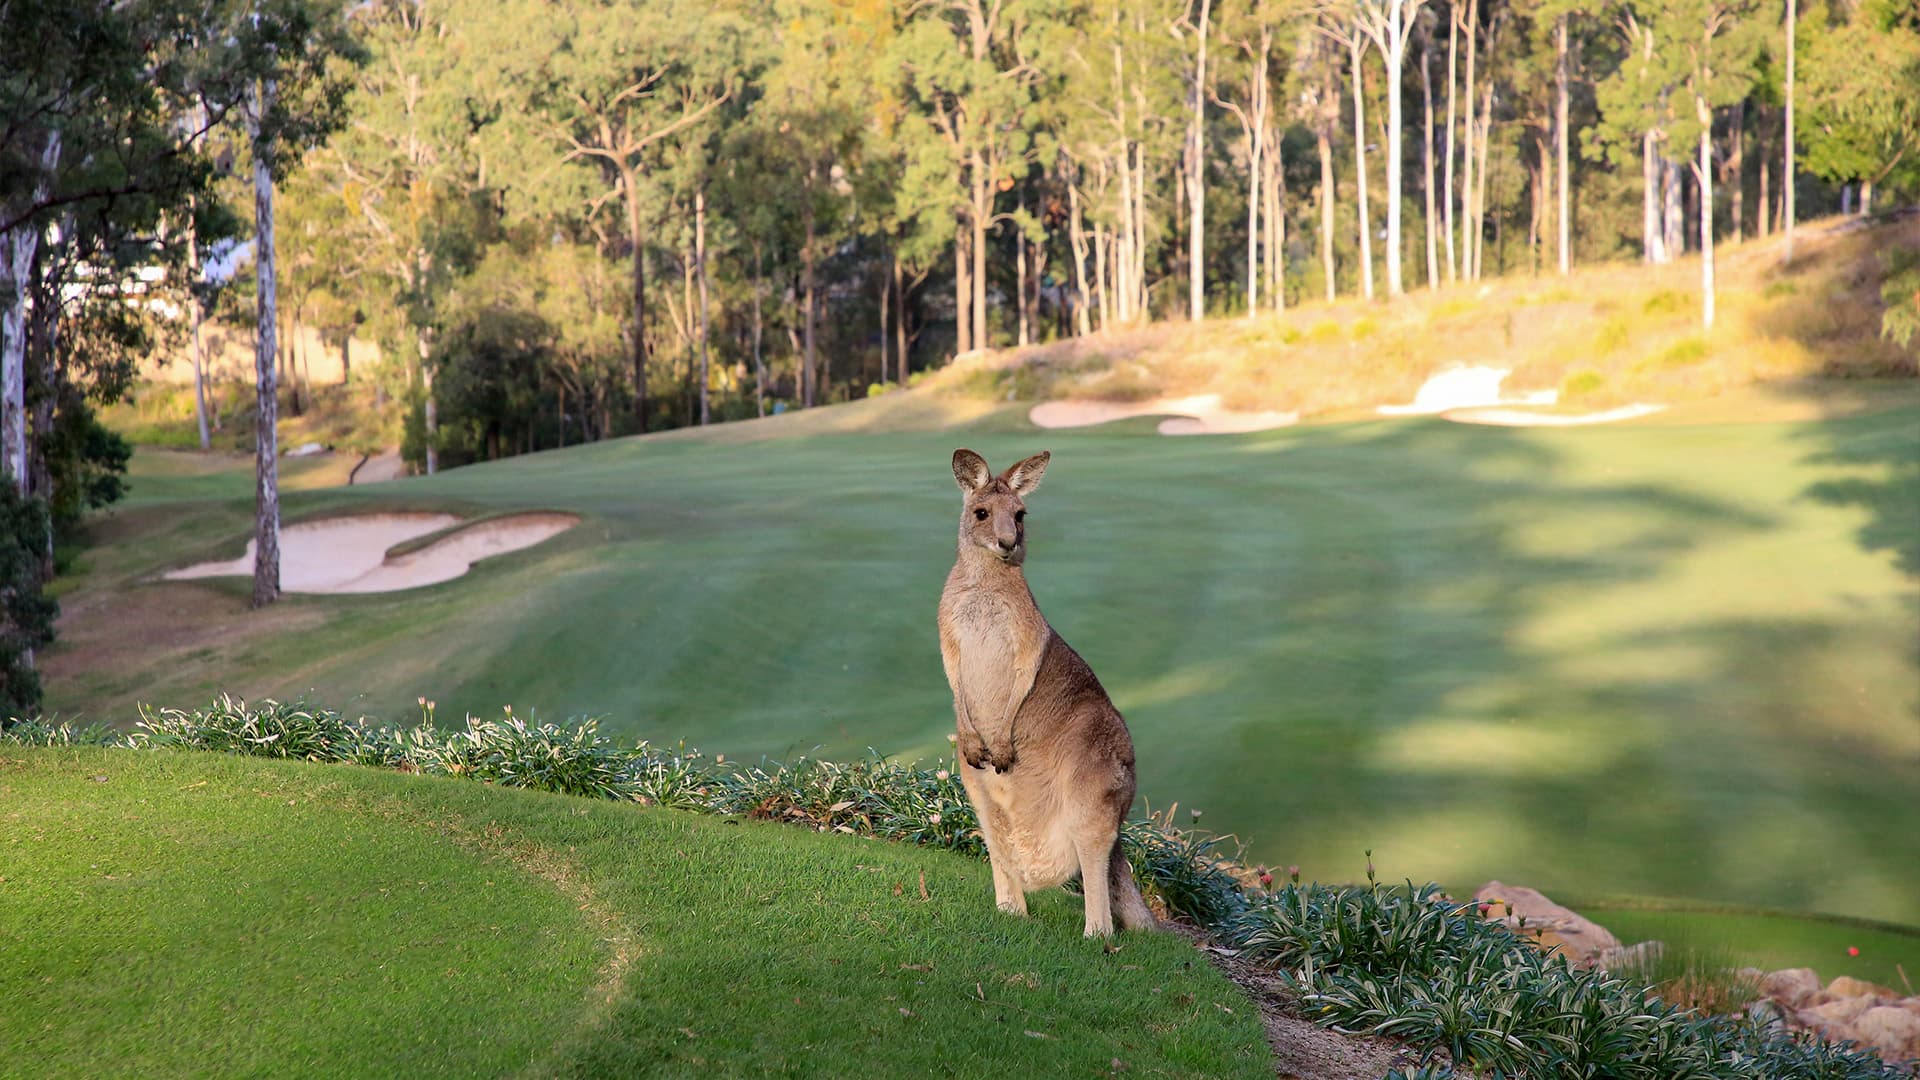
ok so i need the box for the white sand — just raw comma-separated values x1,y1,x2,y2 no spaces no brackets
1443,403,1667,426
1378,365,1558,415
1029,394,1298,435
165,511,578,594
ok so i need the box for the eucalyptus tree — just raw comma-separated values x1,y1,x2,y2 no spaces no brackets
1175,0,1214,321
1798,0,1920,216
1663,0,1764,328
485,0,746,431
892,0,1049,353
1213,0,1292,315
1335,0,1433,298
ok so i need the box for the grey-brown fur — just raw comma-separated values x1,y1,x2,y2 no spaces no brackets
937,448,1156,937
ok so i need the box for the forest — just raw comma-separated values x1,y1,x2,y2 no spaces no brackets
1,0,1918,691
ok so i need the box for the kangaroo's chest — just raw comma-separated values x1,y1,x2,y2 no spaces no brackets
944,588,1040,722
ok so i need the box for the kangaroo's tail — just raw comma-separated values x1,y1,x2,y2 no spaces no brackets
1110,838,1158,931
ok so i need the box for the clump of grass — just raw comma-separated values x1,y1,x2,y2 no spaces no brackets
1611,938,1761,1017
1429,295,1479,320
1764,279,1801,299
1304,319,1343,343
1561,368,1608,399
1593,315,1633,355
1349,317,1380,341
1635,336,1711,374
1644,288,1692,316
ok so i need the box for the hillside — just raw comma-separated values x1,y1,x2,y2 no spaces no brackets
0,747,1271,1078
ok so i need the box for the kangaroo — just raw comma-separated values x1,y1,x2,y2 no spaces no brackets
937,448,1156,938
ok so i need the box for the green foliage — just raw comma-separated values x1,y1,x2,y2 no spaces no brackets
1800,1,1920,195
1561,368,1608,398
1637,335,1711,372
1221,879,1904,1078
39,404,130,532
8,695,1912,1078
1881,247,1920,348
0,491,56,716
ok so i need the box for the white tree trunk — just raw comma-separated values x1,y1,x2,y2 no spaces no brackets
1421,31,1440,290
1188,0,1212,322
695,186,711,425
1556,17,1571,275
1381,14,1407,297
251,84,282,608
1443,12,1459,282
1643,130,1665,262
1350,35,1375,301
1783,0,1796,263
1697,125,1715,329
1,131,60,494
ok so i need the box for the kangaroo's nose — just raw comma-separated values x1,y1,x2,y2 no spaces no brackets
998,536,1018,552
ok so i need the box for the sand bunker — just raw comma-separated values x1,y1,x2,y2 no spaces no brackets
1379,365,1558,415
166,511,578,594
1443,403,1667,426
1030,394,1298,435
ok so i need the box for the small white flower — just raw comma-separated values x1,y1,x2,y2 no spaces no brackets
929,813,942,825
935,769,950,781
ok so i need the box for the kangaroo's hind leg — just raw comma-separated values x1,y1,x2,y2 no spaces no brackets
1108,838,1157,931
962,767,1028,915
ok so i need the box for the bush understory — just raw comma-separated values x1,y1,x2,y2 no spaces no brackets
5,699,1908,1079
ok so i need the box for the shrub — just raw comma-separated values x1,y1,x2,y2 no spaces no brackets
1644,289,1692,316
1562,369,1608,399
0,489,57,716
1635,336,1711,374
9,693,1907,1080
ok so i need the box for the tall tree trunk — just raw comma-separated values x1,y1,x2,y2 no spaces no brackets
2,133,60,493
752,241,766,417
1381,17,1407,298
879,247,891,384
1421,31,1440,290
1783,0,1796,264
1269,130,1286,312
803,204,818,407
893,253,910,381
1643,130,1664,262
1443,12,1460,283
1318,119,1337,301
1459,0,1478,281
417,326,437,475
695,187,711,426
1245,59,1265,319
1472,53,1494,279
1758,148,1771,237
1349,34,1375,301
1187,0,1212,322
1094,225,1112,331
1067,171,1094,336
1727,99,1744,243
1016,195,1030,347
623,168,649,433
971,155,988,350
251,85,281,609
1556,16,1571,275
186,206,212,451
1696,123,1715,329
954,221,972,354
1663,155,1683,258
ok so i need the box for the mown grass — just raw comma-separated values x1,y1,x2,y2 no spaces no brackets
0,746,1271,1079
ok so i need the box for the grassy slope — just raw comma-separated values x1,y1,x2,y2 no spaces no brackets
0,747,1268,1079
46,386,1920,937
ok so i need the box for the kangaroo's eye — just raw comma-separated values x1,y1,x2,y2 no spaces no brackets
1014,510,1026,523
973,508,988,521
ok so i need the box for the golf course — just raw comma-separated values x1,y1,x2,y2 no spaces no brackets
44,372,1920,950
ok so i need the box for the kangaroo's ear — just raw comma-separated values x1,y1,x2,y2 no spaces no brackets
1001,450,1050,496
952,449,992,493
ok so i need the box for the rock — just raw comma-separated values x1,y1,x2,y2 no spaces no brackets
1760,968,1824,1009
1745,998,1789,1034
1806,995,1879,1027
1828,975,1900,1000
1594,940,1665,973
1472,881,1620,966
1855,1006,1920,1063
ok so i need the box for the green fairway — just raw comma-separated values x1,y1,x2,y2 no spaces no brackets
0,748,1268,1079
47,392,1920,929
